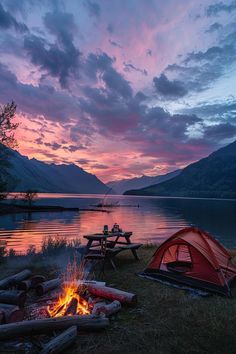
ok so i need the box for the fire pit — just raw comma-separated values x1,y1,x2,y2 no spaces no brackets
0,262,137,352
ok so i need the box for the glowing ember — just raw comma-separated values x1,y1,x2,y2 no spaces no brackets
47,259,90,317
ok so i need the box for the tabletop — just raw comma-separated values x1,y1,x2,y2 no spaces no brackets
83,231,133,240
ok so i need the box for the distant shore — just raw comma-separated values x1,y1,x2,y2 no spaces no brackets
0,203,110,215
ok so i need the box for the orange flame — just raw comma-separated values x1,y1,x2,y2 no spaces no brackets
47,258,90,317
47,281,90,317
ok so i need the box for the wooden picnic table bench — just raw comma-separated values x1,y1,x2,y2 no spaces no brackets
83,231,143,269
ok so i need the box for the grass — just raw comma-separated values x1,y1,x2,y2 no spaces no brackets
41,235,81,256
68,247,236,354
0,246,236,353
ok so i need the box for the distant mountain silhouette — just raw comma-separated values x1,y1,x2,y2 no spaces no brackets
1,145,109,194
107,170,181,195
124,140,236,199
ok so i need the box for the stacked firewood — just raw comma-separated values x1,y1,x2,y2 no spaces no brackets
0,270,137,353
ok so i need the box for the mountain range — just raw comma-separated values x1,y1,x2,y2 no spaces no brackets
124,140,236,199
107,170,181,195
1,145,109,194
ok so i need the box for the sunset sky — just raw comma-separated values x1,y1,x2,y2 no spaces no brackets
0,0,236,182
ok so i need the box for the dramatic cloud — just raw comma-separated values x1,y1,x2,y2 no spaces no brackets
0,0,236,180
84,0,101,18
153,74,188,99
24,11,80,88
156,25,236,100
206,1,236,16
205,22,223,33
203,123,236,140
180,98,236,123
0,62,81,122
0,3,28,33
123,62,148,76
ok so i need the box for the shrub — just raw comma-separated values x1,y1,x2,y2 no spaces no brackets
0,242,7,263
8,248,16,258
41,235,80,255
27,244,36,256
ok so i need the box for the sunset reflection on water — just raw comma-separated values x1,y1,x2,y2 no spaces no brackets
1,194,236,253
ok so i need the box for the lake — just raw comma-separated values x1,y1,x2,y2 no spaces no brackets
0,194,236,253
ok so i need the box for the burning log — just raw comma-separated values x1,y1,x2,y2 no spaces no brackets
64,298,78,316
0,315,109,340
18,275,46,292
39,326,77,354
0,304,24,323
87,285,137,306
93,300,121,316
0,290,26,307
36,278,62,296
0,269,32,289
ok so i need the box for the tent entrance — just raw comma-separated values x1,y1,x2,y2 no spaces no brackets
161,244,192,273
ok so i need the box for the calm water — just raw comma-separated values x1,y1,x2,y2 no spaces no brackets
0,194,236,253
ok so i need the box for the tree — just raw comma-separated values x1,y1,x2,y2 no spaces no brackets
0,101,18,148
21,190,38,208
0,101,19,195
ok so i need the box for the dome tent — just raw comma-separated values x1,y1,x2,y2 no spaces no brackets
142,227,236,296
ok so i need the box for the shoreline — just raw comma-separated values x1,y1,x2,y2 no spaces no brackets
0,203,110,215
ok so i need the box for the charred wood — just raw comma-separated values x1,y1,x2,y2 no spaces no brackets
64,298,78,316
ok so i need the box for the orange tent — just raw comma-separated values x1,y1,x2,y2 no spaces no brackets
142,227,236,296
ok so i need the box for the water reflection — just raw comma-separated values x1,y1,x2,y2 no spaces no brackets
0,194,236,253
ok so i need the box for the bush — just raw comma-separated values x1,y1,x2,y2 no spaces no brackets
41,235,80,256
0,242,7,263
27,244,36,256
8,248,16,258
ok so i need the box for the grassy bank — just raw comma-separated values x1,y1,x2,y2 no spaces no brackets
71,246,236,354
0,246,236,354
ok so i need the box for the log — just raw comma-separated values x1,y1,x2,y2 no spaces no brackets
31,275,46,288
0,303,24,323
36,278,62,296
87,285,137,306
0,269,32,289
0,290,26,307
0,310,4,324
64,280,106,287
64,298,78,316
0,315,109,339
94,300,121,316
18,275,46,291
18,279,32,292
92,302,106,315
40,326,77,354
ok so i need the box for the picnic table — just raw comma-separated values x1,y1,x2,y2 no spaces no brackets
83,231,142,269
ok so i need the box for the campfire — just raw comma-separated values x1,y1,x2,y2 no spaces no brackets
0,261,137,352
47,259,91,317
47,281,90,317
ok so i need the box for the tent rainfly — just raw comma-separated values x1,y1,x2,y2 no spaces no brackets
142,227,236,296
